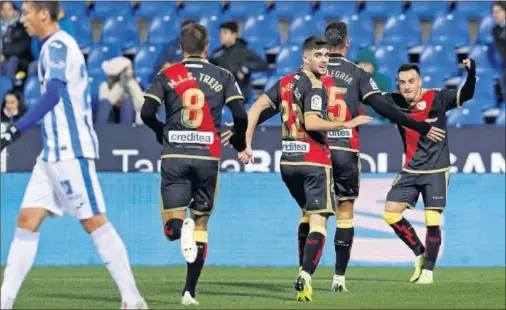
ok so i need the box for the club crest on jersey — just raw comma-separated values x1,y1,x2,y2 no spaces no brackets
417,101,427,111
311,95,322,110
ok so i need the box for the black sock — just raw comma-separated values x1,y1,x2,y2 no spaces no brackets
297,222,310,267
423,226,441,271
390,217,425,256
302,231,326,275
334,227,354,276
183,241,207,298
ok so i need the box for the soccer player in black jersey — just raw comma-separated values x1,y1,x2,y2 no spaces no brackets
382,59,476,284
141,23,248,305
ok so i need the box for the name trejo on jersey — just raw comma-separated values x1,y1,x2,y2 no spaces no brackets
168,131,214,144
282,141,309,153
328,129,353,138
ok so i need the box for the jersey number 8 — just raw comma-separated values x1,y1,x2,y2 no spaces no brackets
328,86,348,122
281,100,307,140
181,88,205,128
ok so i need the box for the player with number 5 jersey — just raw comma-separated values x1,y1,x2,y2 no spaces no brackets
140,22,248,307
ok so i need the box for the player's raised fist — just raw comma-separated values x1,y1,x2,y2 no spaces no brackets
0,125,20,151
462,58,476,73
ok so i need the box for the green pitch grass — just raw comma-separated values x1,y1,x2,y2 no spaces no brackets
1,267,504,309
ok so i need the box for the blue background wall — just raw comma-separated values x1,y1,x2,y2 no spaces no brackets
1,173,504,267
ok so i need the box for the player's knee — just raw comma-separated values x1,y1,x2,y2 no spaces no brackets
425,209,442,226
383,211,402,225
17,209,46,231
164,218,183,241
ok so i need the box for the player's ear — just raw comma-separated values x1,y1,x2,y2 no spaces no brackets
346,37,350,49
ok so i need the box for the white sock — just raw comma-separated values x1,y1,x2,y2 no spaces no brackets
1,228,40,308
91,222,142,304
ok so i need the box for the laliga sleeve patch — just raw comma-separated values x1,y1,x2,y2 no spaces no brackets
369,78,379,90
311,95,322,110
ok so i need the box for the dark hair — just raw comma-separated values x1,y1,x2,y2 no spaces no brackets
397,63,420,75
180,23,209,55
492,1,506,11
2,90,27,116
181,19,197,29
219,21,238,33
325,21,348,48
302,35,329,52
28,1,60,21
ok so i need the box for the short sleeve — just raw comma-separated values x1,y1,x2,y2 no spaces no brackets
224,72,244,105
144,72,166,104
45,40,67,82
262,80,281,110
303,87,326,117
359,69,381,101
439,89,459,111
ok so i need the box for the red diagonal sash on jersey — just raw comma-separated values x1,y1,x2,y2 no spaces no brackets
404,90,435,168
322,75,360,150
163,63,221,158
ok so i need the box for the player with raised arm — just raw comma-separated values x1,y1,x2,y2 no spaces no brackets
237,36,373,302
0,2,147,309
321,21,446,292
140,23,248,306
382,60,476,284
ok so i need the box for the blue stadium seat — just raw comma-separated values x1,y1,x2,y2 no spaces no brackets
473,71,500,101
0,76,13,102
61,1,88,17
69,14,92,50
275,44,301,75
273,1,313,20
88,73,107,110
382,11,422,47
468,44,500,74
87,44,122,76
226,1,268,19
134,44,163,77
421,73,446,89
101,15,140,50
454,1,494,19
147,14,181,45
419,44,459,78
180,1,222,19
346,44,361,62
90,2,133,19
429,12,469,48
447,101,488,125
374,44,409,79
409,1,448,20
135,1,177,18
23,76,41,108
477,16,495,45
135,73,151,90
11,1,22,11
342,14,374,48
364,1,403,19
287,11,325,45
199,15,223,45
497,106,505,125
221,106,233,124
242,12,281,49
319,1,357,19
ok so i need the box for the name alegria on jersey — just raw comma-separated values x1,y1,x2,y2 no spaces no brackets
281,141,310,153
167,72,223,92
327,69,353,84
168,131,214,144
328,129,353,138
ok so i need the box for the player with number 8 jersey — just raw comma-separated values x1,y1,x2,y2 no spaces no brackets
141,23,248,306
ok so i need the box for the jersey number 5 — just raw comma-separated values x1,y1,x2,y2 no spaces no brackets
328,86,348,122
181,88,205,128
281,100,307,140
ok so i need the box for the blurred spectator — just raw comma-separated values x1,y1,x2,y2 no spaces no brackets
355,47,394,123
96,57,144,125
1,90,27,125
28,9,75,76
1,1,32,83
153,19,196,75
210,21,268,103
492,1,506,89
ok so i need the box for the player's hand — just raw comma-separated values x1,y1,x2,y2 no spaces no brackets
0,125,21,151
345,115,373,128
425,126,445,142
238,146,254,164
463,58,476,74
220,122,235,146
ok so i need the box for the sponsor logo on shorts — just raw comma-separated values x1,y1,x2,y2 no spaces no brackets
282,141,309,153
168,131,214,144
328,129,353,138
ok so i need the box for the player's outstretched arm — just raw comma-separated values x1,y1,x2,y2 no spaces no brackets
220,106,277,147
305,114,373,131
140,97,164,144
1,79,65,151
457,58,476,107
227,99,248,153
